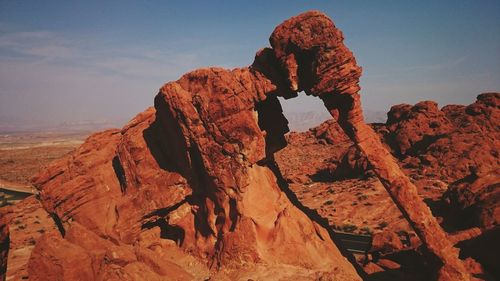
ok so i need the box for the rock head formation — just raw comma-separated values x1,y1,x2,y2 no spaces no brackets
1,10,498,281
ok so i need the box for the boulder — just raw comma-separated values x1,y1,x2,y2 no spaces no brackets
371,231,404,255
444,168,500,230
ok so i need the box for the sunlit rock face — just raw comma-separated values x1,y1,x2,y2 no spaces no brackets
1,11,365,281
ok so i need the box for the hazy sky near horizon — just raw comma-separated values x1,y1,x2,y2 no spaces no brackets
1,0,499,126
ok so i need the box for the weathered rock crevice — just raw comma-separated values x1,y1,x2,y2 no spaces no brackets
49,212,66,237
0,216,9,281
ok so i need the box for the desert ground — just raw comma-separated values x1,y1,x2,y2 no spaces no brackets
0,131,89,208
0,131,88,185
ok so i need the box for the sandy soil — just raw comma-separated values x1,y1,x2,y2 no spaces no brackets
0,131,89,186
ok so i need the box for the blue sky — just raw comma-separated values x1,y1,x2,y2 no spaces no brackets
1,0,499,127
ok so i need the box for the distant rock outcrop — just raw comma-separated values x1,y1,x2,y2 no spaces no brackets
383,93,499,182
385,100,454,157
333,93,500,184
275,93,498,231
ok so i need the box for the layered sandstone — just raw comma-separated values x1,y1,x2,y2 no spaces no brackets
1,11,368,281
385,93,499,181
0,196,59,280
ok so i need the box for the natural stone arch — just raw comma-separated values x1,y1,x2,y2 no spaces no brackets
254,10,471,281
152,10,470,280
18,10,474,281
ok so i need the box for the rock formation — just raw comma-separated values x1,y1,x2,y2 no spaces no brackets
0,196,59,280
0,215,8,281
384,93,499,181
1,11,366,281
444,168,499,230
274,92,498,230
299,92,499,185
385,101,454,157
267,11,471,281
2,10,491,281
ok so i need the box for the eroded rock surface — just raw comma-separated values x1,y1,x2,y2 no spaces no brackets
0,215,8,281
385,93,499,181
0,196,58,280
1,10,496,281
266,11,472,281
444,168,500,230
1,11,368,281
274,93,499,280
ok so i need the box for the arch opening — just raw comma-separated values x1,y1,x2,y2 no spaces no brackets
278,92,331,132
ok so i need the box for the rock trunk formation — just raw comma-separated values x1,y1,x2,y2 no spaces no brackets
269,11,471,281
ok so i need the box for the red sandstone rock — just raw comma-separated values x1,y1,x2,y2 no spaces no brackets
385,101,454,156
15,11,365,281
0,215,8,281
371,231,404,255
430,93,500,181
4,10,497,281
25,220,200,281
332,145,371,180
444,168,500,230
310,119,349,145
28,231,94,281
273,94,498,279
291,92,499,187
449,228,482,245
382,93,499,182
269,10,472,281
0,196,58,280
376,259,401,270
363,262,385,274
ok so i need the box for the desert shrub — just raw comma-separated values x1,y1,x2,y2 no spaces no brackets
378,221,388,229
361,226,372,234
357,195,368,201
